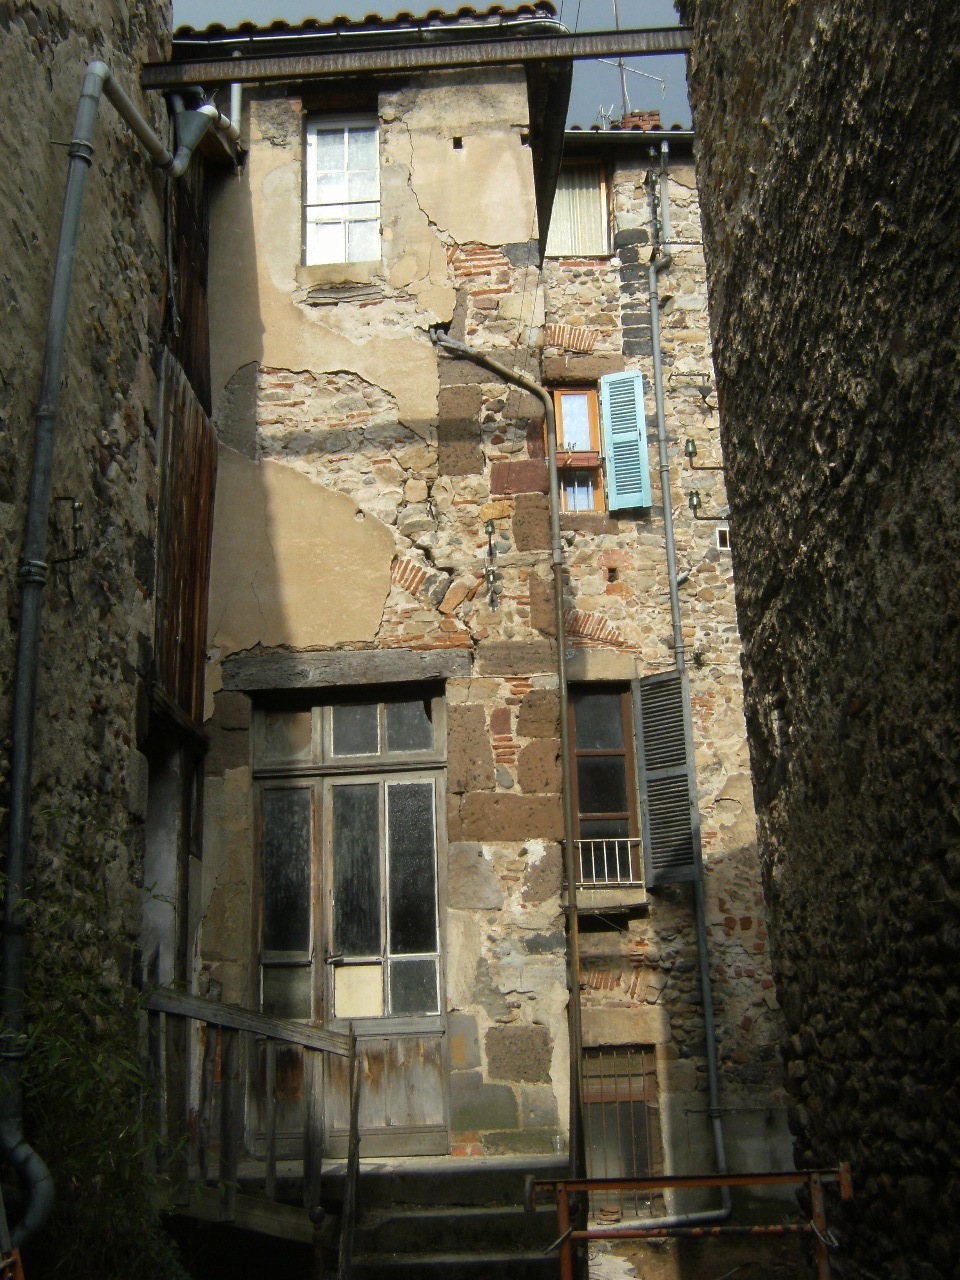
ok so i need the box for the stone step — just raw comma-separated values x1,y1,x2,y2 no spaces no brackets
350,1248,560,1280
320,1154,567,1210
353,1202,558,1254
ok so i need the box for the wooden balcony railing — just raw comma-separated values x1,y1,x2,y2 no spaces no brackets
143,986,360,1269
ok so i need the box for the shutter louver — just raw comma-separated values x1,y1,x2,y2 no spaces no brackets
600,371,651,510
633,672,702,886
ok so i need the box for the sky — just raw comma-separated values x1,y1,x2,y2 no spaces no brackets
170,0,692,130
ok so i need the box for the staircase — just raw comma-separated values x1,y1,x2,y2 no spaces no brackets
320,1155,567,1279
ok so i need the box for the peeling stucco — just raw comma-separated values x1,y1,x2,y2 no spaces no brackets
207,444,394,664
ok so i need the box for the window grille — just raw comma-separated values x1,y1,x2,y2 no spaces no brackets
583,1045,662,1221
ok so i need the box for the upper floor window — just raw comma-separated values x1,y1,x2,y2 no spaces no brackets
545,163,610,257
571,673,703,893
552,372,653,513
304,116,380,265
570,687,641,884
556,387,604,512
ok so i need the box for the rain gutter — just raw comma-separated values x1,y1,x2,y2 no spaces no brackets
428,329,585,1180
1,58,233,1249
143,28,692,89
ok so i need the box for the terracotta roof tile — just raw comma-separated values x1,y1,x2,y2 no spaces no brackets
173,2,557,39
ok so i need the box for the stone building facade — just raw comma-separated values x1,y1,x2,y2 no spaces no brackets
678,2,960,1276
174,10,793,1261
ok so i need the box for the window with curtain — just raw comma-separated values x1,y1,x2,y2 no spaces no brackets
545,163,609,257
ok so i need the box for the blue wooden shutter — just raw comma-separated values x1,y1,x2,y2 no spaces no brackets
600,371,651,510
633,672,702,886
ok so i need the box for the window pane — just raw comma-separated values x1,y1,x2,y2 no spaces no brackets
334,963,383,1018
262,965,312,1020
315,171,348,203
348,169,378,202
306,218,345,265
560,394,592,450
389,957,438,1016
574,694,625,750
387,782,437,955
580,818,630,840
385,699,434,753
563,473,597,512
262,789,311,953
347,126,377,169
332,784,381,956
578,757,628,815
332,703,379,756
314,129,345,169
260,710,313,765
347,218,380,262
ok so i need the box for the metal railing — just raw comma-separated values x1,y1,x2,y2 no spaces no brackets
576,837,643,887
527,1166,854,1280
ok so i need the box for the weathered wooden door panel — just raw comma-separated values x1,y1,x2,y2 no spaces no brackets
247,1041,306,1156
325,1031,447,1157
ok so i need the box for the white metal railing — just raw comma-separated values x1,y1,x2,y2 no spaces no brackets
576,838,643,887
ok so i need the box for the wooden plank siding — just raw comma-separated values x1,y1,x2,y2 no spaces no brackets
154,351,218,728
165,158,212,414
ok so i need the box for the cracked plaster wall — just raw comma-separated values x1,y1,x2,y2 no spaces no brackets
199,72,785,1172
201,66,572,1160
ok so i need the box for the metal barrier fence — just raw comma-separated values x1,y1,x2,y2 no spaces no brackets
527,1165,853,1280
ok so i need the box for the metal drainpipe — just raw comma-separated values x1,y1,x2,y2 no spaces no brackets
647,142,731,1226
428,329,585,1179
0,59,234,1250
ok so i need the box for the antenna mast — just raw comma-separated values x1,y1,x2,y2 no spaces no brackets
611,0,630,121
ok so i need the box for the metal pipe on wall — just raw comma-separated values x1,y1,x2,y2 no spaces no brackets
647,141,730,1224
428,328,585,1180
0,58,232,1249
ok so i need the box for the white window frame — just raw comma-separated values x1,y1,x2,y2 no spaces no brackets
304,114,381,266
545,162,610,258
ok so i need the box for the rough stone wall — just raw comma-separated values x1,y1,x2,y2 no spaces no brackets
0,1,180,1274
678,1,960,1272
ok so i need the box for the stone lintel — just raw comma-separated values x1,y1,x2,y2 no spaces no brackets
541,353,626,384
475,640,557,676
581,1006,670,1047
222,647,471,691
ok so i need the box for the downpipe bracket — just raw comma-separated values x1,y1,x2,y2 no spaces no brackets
16,561,48,587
